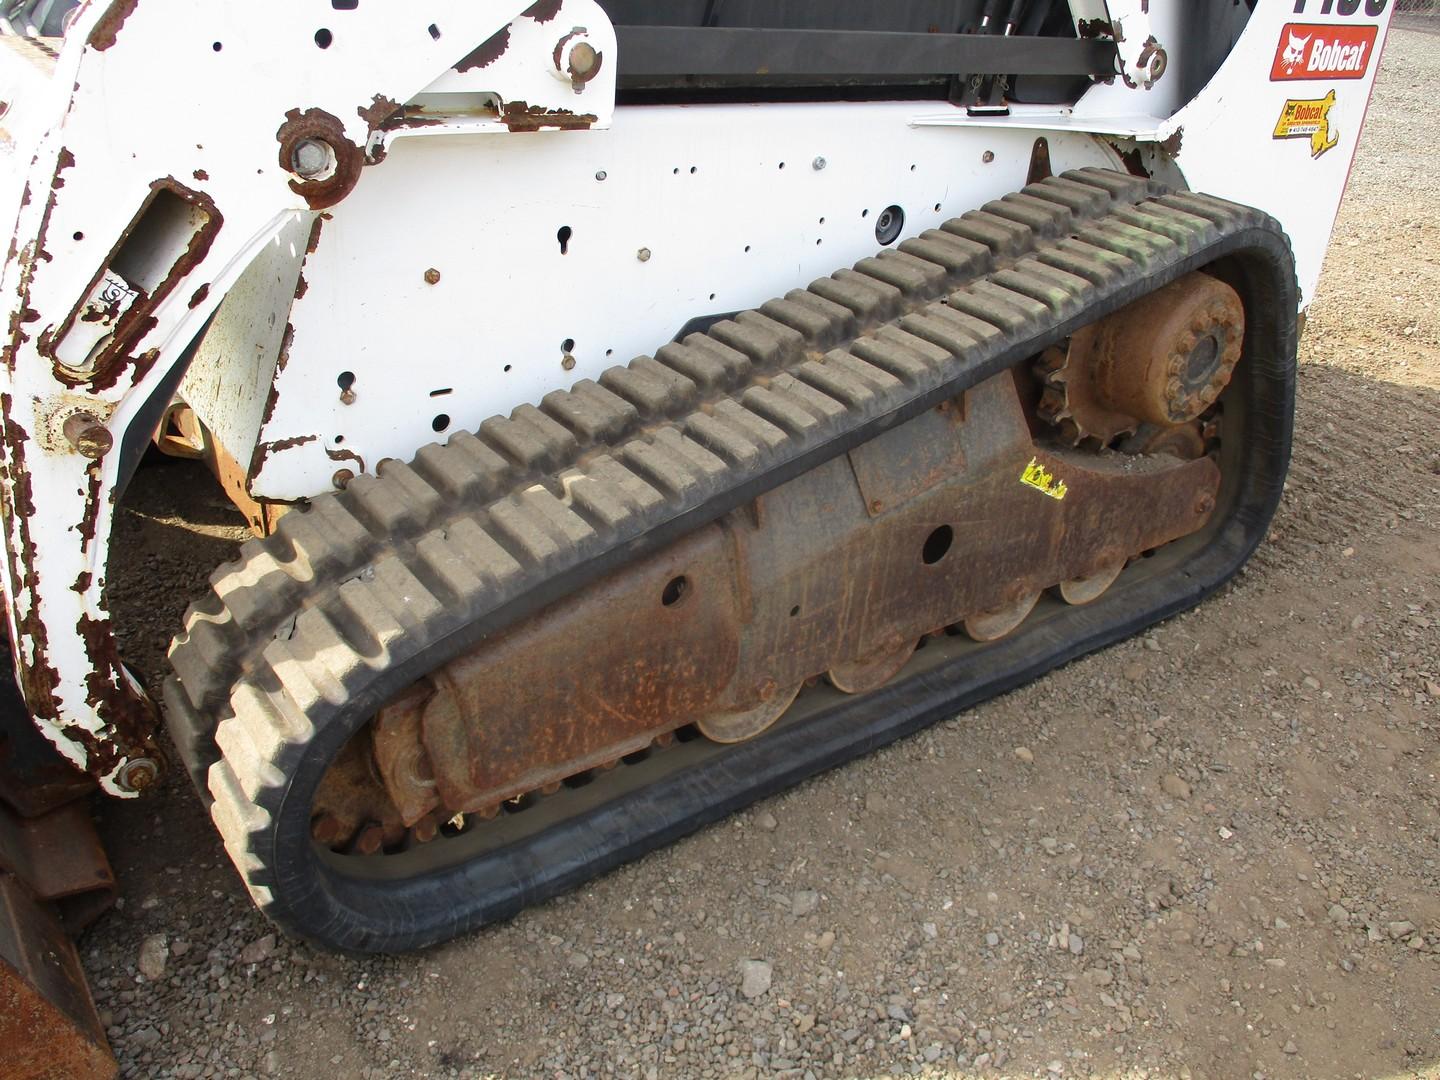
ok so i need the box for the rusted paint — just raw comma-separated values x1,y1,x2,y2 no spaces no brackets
0,394,62,724
275,108,365,211
86,0,139,51
1160,126,1183,158
1112,142,1150,178
1076,17,1114,39
1026,137,1052,186
454,26,510,73
314,366,1223,840
191,168,208,182
323,445,365,475
40,179,224,394
499,100,597,132
187,283,209,309
523,0,564,23
356,94,401,128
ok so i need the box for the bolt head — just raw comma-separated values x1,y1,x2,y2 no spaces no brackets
636,247,651,262
332,468,355,489
982,150,996,163
812,156,827,171
62,412,112,459
291,138,335,179
567,40,599,83
423,267,441,285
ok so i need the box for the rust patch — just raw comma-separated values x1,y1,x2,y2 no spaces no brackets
248,434,318,489
293,274,307,301
500,100,597,133
276,108,365,211
0,394,61,723
1077,17,1114,40
1112,143,1150,178
305,216,325,256
523,0,563,22
87,0,139,51
1160,126,1183,158
192,168,209,182
74,612,162,776
188,283,210,309
357,94,401,128
455,25,510,72
324,445,366,474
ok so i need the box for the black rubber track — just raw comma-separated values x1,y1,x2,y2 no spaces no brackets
168,171,1296,952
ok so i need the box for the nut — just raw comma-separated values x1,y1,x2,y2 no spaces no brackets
291,137,336,179
423,267,441,285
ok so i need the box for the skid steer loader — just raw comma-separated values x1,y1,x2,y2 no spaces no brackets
0,0,1394,1071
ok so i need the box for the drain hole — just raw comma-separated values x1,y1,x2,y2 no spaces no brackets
922,524,954,565
557,225,572,254
661,575,688,606
337,371,355,391
431,413,450,432
789,605,800,617
314,27,333,48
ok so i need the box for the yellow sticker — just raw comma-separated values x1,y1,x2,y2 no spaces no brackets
1273,89,1339,159
1020,457,1068,501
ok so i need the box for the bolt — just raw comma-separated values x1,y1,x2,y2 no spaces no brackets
595,170,607,181
982,150,995,163
291,137,334,179
332,468,355,489
561,354,576,371
63,412,112,459
1195,493,1216,515
423,267,441,285
636,247,651,262
117,757,159,793
870,498,884,514
339,388,356,406
812,156,827,171
756,677,778,703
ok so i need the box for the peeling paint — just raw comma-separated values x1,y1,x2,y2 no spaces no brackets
455,26,510,72
87,0,140,52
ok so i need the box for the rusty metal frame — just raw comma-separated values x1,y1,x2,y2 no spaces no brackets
0,0,617,793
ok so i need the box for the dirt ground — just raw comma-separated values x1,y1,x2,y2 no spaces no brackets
80,24,1438,1080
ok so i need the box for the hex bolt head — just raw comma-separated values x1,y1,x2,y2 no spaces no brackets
982,150,995,163
636,247,651,262
62,412,112,459
423,267,441,285
812,156,827,171
291,138,335,179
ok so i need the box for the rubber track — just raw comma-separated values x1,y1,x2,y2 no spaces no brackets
164,169,1280,944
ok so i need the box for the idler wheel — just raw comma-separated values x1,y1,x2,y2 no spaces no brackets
962,590,1041,642
827,638,919,694
696,681,802,744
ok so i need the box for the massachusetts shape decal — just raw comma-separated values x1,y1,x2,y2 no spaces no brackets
1271,22,1378,81
1273,90,1341,159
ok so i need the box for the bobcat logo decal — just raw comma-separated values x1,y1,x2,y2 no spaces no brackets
1280,30,1312,74
1273,90,1341,159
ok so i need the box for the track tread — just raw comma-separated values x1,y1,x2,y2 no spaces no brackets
167,170,1289,949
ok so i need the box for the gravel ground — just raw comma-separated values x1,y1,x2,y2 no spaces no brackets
83,26,1439,1080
